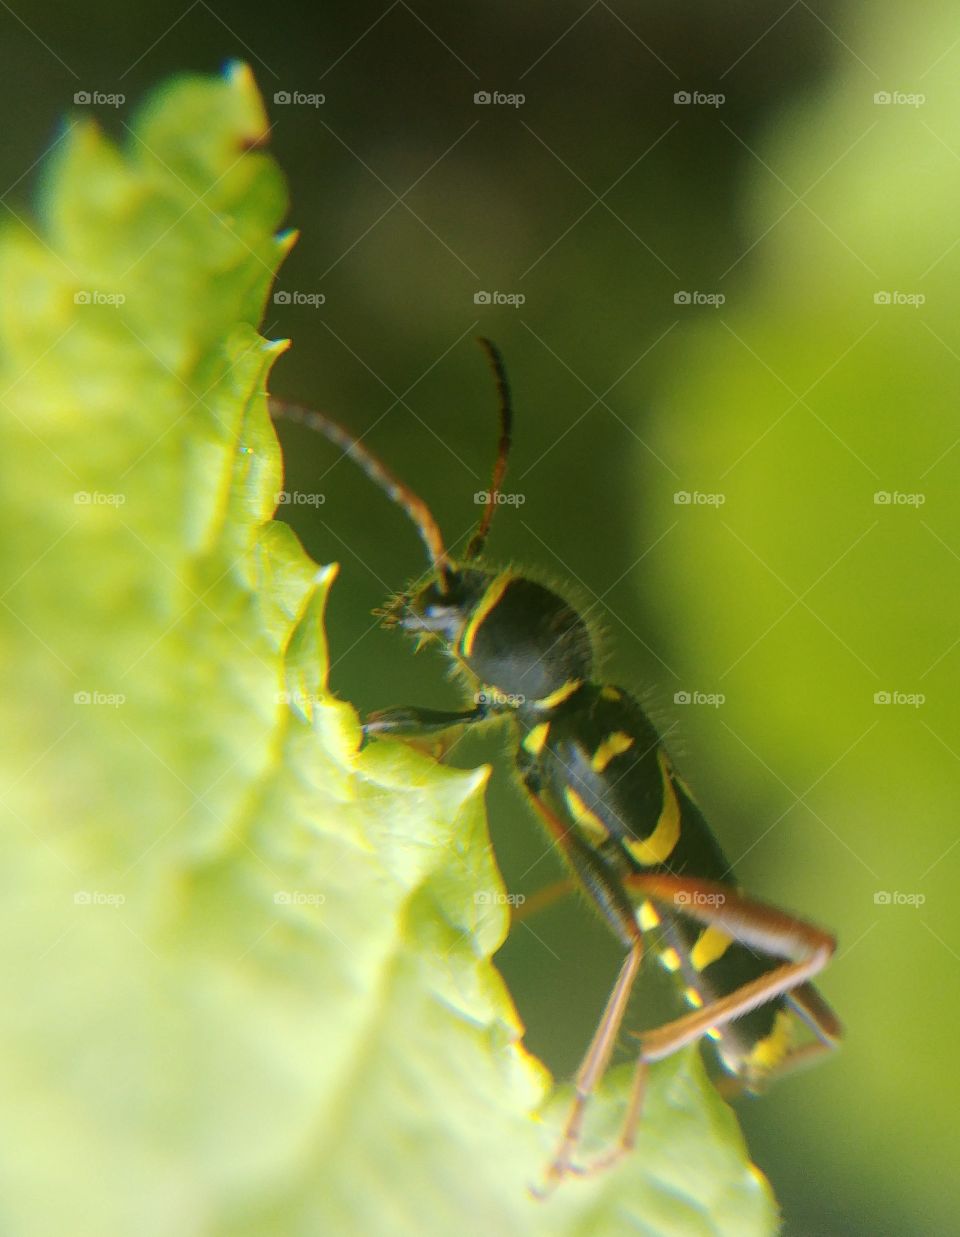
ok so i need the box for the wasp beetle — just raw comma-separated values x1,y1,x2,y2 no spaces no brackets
269,340,842,1191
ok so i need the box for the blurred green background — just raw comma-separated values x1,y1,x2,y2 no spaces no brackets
3,2,958,1232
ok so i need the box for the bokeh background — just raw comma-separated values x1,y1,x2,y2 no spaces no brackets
3,2,958,1233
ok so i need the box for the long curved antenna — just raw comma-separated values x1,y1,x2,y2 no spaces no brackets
269,396,450,583
465,338,514,560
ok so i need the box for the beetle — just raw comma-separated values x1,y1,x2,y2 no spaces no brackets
269,339,841,1190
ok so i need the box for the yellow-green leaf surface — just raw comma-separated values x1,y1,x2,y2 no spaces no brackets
0,66,776,1237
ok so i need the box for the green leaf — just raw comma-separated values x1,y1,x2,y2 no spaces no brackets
0,65,777,1237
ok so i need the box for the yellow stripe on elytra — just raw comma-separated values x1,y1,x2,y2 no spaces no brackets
658,947,681,972
522,721,550,756
683,986,704,1009
623,749,682,867
563,786,609,844
460,571,513,658
690,924,733,972
601,686,621,702
535,678,582,710
744,1010,793,1074
591,731,634,774
638,900,661,931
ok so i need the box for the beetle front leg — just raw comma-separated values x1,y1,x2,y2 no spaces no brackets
363,702,491,739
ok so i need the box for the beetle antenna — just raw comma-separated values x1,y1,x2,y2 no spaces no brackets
465,338,514,560
269,397,451,585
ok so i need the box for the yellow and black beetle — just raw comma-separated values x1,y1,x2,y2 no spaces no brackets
270,340,841,1190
